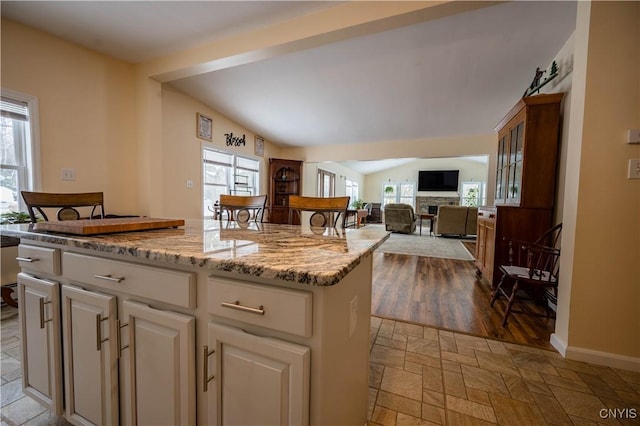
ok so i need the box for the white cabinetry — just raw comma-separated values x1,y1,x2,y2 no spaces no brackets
207,323,310,425
18,272,63,415
18,244,196,426
120,299,194,426
61,285,118,426
15,234,375,426
206,277,312,425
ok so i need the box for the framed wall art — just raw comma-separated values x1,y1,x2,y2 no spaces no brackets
196,112,212,141
255,135,265,157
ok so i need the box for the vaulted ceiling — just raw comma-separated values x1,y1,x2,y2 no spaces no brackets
2,1,577,150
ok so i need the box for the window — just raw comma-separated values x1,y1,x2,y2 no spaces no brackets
345,179,359,206
382,182,416,208
202,147,260,218
317,169,335,197
460,182,486,207
1,91,39,215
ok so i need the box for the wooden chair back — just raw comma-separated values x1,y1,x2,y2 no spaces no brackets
219,194,267,223
491,223,562,326
21,191,105,223
288,195,350,228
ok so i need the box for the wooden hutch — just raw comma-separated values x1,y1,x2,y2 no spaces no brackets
268,158,303,224
475,93,564,287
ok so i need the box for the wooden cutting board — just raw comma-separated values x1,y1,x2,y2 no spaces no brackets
33,217,185,235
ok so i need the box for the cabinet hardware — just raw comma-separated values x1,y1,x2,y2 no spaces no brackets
202,345,216,392
93,274,125,283
221,300,265,315
95,314,110,351
39,298,52,329
117,320,129,358
16,256,39,262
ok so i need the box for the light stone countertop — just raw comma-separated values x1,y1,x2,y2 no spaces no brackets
1,219,390,286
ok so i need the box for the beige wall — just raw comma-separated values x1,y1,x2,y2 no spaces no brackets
553,1,640,363
1,19,138,215
160,85,276,219
1,19,278,219
364,157,488,204
542,33,575,225
303,162,365,201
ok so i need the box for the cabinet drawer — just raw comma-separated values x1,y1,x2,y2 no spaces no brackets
18,245,61,275
63,252,195,309
208,277,312,337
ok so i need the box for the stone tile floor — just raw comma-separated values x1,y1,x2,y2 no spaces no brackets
368,317,640,425
2,305,639,425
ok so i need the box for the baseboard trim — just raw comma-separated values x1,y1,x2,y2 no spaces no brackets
550,333,567,356
551,333,640,372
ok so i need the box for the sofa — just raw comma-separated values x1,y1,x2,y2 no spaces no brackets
384,203,417,234
433,205,478,237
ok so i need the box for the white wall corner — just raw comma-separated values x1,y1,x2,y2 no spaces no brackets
550,333,568,357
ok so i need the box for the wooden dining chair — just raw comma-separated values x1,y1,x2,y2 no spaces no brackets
218,194,267,223
21,191,105,223
288,195,350,228
490,223,562,326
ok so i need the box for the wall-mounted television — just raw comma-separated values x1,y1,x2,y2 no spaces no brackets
418,170,459,191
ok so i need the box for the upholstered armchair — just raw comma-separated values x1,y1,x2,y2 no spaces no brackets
384,203,417,234
434,205,478,236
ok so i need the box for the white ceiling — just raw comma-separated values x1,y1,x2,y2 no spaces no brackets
2,1,577,150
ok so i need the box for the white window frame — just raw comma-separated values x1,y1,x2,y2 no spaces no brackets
345,179,359,206
202,145,260,218
317,169,335,197
0,88,41,213
382,182,416,209
460,181,486,207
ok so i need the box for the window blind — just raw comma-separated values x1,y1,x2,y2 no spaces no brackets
1,96,29,121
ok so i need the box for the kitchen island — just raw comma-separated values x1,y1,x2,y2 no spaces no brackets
1,219,389,426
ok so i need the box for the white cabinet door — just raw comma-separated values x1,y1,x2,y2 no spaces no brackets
17,272,63,415
207,323,310,426
61,285,118,426
120,300,195,426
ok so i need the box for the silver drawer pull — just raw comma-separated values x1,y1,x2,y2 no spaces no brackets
94,274,125,283
221,300,265,315
39,298,53,329
203,345,216,392
16,256,39,263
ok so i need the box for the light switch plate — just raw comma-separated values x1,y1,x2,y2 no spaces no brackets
627,129,640,144
628,159,640,179
61,168,76,181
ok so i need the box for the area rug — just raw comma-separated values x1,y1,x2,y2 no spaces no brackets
371,225,474,260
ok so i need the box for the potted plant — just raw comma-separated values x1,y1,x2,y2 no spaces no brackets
384,185,394,194
0,211,31,224
351,199,365,209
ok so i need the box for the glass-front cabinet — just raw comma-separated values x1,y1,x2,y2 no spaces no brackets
493,93,563,209
477,93,564,287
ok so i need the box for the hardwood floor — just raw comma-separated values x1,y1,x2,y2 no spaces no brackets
371,251,555,349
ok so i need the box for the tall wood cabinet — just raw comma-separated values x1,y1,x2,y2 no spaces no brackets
475,93,563,287
268,158,303,224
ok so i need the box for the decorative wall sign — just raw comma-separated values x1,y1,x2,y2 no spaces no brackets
255,135,264,157
225,132,246,147
523,61,559,97
196,113,212,141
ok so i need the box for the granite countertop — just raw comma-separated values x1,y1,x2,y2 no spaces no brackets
0,219,390,286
